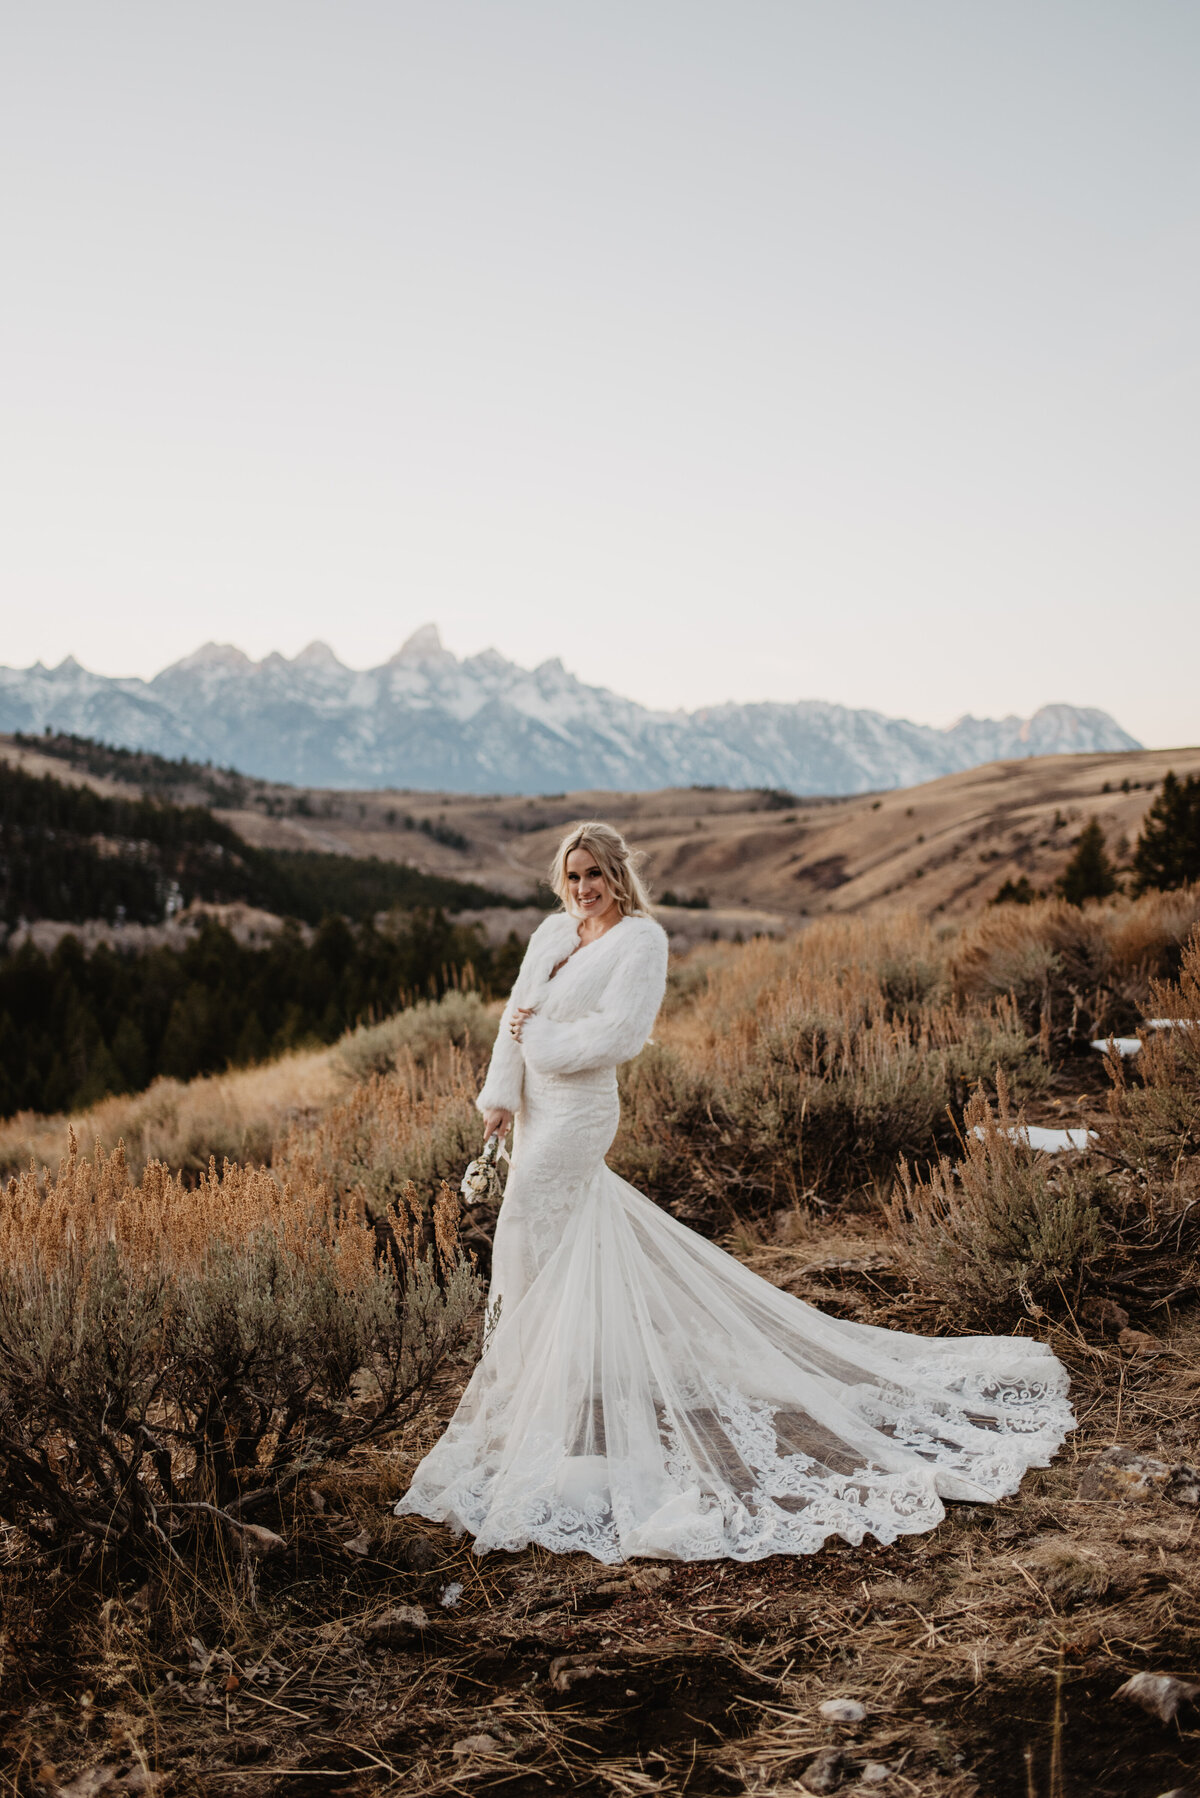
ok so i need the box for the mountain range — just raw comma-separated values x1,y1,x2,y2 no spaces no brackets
0,627,1141,795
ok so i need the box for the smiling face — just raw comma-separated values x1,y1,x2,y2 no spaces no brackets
565,846,619,922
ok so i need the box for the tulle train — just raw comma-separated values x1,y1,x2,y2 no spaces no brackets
397,1164,1074,1564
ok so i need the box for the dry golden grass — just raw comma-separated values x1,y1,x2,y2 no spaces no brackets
277,1049,485,1226
0,1131,378,1284
0,990,500,1186
0,1039,343,1183
950,886,1200,1034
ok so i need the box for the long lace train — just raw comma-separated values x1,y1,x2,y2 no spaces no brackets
397,1071,1074,1564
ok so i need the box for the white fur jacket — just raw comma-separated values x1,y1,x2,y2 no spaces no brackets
476,911,670,1116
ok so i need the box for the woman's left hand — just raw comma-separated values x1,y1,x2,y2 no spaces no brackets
510,1006,536,1042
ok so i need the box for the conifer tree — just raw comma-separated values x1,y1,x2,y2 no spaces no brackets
993,875,1036,906
1131,771,1200,893
1057,818,1116,907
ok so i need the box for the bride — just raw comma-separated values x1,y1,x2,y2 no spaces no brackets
396,822,1074,1564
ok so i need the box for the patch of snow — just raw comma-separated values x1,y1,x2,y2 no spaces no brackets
973,1125,1097,1152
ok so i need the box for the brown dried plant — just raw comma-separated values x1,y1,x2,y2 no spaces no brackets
0,1132,481,1568
277,1051,482,1226
1094,926,1200,1217
887,1070,1106,1323
951,886,1200,1041
614,917,1042,1218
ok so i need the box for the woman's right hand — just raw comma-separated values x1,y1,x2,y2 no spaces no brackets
483,1108,513,1144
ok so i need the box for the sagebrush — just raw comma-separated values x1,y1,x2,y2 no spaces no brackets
0,1135,480,1567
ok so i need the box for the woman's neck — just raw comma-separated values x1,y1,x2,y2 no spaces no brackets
576,903,621,944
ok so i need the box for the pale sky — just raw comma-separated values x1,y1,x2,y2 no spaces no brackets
2,2,1197,744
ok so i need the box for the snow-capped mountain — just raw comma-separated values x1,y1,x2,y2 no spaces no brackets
0,627,1141,795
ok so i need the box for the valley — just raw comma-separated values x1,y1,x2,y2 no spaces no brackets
6,733,1200,947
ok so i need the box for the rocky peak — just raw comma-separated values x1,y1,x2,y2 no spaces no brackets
292,640,344,670
389,624,456,668
166,642,255,675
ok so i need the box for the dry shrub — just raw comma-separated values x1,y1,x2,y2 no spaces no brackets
951,886,1200,1042
0,1133,479,1566
337,989,497,1082
887,1073,1106,1323
1096,926,1200,1209
613,917,1042,1218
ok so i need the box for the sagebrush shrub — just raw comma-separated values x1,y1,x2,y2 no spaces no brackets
951,888,1200,1041
337,989,496,1082
887,1075,1105,1322
1096,927,1200,1207
613,920,1044,1217
0,1137,479,1566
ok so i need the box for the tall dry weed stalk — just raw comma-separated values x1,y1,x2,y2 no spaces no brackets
0,1132,479,1567
278,1049,483,1225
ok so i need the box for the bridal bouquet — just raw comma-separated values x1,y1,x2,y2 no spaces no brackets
460,1131,508,1208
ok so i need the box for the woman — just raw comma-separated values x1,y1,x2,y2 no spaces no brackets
397,822,1073,1564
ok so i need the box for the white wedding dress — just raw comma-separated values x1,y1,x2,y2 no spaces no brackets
396,911,1074,1564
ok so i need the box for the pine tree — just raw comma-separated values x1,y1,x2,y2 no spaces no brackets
1057,818,1117,907
1131,772,1200,893
993,875,1036,906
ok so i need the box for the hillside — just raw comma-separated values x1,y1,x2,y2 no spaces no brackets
165,744,1200,926
0,746,531,1117
0,627,1139,793
0,747,519,930
7,734,1200,942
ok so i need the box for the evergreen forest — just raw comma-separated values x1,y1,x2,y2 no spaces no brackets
0,759,518,928
0,755,533,1116
0,913,524,1117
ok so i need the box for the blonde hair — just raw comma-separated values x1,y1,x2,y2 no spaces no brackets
548,820,654,918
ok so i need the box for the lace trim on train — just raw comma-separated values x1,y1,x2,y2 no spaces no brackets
397,1374,1075,1564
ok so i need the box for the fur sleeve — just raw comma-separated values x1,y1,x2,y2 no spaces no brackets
520,923,668,1078
475,988,527,1116
475,916,567,1115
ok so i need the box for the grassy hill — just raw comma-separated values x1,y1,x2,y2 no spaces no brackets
11,729,1200,929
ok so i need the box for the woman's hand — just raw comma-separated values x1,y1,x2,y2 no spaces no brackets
509,1006,536,1043
483,1108,513,1143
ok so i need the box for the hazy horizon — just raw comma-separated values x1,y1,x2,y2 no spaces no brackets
3,3,1197,746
